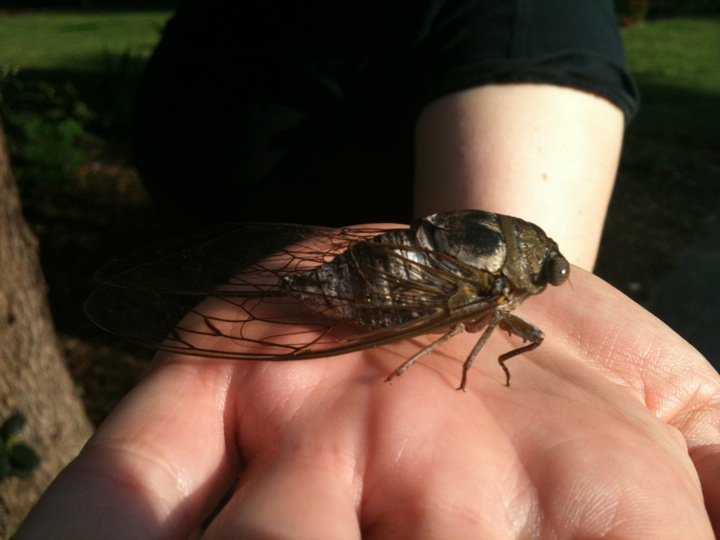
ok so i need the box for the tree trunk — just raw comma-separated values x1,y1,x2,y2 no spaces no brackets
0,125,93,535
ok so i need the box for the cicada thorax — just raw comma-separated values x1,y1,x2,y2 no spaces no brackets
419,211,563,295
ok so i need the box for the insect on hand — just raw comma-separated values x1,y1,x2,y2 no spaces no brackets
85,210,569,390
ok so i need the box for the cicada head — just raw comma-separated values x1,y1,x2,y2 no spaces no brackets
500,215,570,294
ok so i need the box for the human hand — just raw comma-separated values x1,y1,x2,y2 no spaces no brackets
20,266,719,538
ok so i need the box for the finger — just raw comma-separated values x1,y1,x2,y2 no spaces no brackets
204,449,361,539
19,355,240,539
355,382,526,540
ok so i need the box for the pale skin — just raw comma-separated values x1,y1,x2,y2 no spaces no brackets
20,85,720,537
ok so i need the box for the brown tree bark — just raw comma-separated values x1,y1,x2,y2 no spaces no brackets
0,125,93,535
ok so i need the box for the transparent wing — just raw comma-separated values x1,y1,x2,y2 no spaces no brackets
85,222,499,360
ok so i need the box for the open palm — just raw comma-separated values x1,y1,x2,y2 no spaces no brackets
21,266,719,538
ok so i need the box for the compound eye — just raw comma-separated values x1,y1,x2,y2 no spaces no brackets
546,254,570,286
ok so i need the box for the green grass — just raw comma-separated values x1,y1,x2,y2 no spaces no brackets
0,11,171,71
623,19,720,92
622,18,720,146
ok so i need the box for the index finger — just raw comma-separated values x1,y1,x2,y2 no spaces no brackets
19,357,239,539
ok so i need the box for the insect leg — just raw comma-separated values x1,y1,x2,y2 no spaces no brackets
496,314,545,387
385,324,465,383
458,311,503,391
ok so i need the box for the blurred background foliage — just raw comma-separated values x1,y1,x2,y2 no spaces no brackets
0,9,169,192
0,67,92,192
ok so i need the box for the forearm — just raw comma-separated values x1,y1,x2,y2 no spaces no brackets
414,83,624,270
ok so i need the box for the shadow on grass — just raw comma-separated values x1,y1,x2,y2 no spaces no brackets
627,77,720,146
597,78,720,304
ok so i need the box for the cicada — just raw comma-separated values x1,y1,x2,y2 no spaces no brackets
85,210,569,389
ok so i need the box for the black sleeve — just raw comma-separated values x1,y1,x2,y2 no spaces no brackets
411,0,639,122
